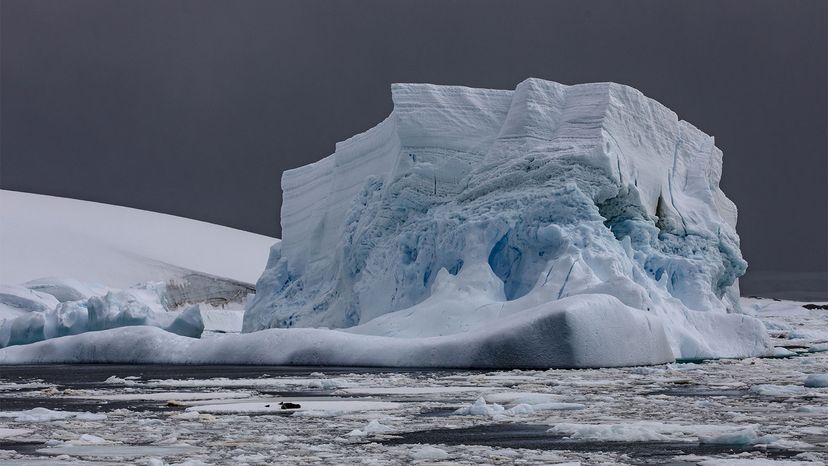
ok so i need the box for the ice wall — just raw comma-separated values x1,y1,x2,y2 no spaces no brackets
246,78,769,362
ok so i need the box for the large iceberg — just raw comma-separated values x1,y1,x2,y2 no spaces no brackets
245,78,771,364
0,79,772,368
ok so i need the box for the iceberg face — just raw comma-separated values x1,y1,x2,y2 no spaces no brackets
246,78,768,362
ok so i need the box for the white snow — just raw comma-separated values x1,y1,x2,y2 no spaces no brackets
0,189,277,287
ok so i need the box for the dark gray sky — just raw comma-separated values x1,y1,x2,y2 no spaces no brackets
1,1,826,296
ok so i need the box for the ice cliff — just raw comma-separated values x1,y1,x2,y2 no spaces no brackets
245,78,771,363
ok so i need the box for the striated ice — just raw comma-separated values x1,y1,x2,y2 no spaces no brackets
244,78,770,365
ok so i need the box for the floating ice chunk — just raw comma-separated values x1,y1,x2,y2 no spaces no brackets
808,343,828,353
0,428,32,439
3,408,105,423
749,384,808,397
505,403,535,415
530,402,586,411
803,374,828,388
346,419,393,436
410,445,449,461
74,412,107,421
484,392,563,405
70,434,110,445
549,422,672,442
454,397,505,416
697,427,772,446
772,347,797,357
548,421,769,444
796,405,828,414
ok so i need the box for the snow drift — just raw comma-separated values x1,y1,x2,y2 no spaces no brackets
245,78,771,364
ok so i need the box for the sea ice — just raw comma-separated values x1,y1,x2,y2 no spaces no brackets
410,445,449,461
803,374,828,387
548,421,771,445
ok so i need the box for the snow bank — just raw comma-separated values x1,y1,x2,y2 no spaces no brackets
245,78,770,364
0,189,277,287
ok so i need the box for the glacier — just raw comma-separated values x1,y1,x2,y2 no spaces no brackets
244,78,771,364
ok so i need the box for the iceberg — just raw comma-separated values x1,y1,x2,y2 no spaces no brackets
0,79,772,368
245,78,771,364
0,281,204,347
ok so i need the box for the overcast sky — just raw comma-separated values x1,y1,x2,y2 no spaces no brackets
1,0,826,296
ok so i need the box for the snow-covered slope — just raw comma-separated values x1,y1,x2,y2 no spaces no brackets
245,78,771,363
0,190,278,287
0,191,277,347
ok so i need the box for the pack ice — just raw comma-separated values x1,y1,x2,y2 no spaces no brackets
244,78,771,366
